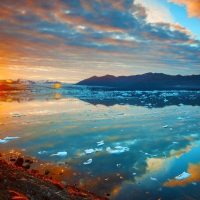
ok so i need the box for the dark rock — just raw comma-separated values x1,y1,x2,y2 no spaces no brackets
15,157,24,167
31,169,39,175
43,196,50,200
0,174,4,182
25,159,33,164
16,174,21,179
44,170,50,175
22,162,30,169
10,158,16,162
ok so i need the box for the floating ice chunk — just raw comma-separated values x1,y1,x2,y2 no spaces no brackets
190,134,198,137
84,149,95,154
0,139,7,144
175,172,191,180
83,158,92,165
132,173,136,175
12,114,26,117
94,148,103,152
106,146,129,154
177,117,184,120
164,99,168,102
97,140,104,146
118,112,124,115
38,151,47,154
115,146,130,151
150,177,158,181
173,142,179,144
50,152,67,157
115,146,123,149
192,182,197,185
179,104,184,106
163,125,168,128
4,137,20,140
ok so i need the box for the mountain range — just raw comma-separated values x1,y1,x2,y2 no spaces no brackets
76,73,200,90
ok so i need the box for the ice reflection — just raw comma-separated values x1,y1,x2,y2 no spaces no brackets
0,88,200,199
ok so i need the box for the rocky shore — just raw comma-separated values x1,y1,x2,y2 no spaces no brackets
0,157,109,200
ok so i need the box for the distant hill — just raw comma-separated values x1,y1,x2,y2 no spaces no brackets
76,73,200,90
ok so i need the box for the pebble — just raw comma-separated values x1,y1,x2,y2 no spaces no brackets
15,157,24,167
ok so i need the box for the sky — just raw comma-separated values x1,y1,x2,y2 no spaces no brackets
0,0,200,83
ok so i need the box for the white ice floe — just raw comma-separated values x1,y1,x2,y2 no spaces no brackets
38,151,47,154
84,149,95,154
175,172,191,180
50,152,67,157
4,137,20,140
106,146,129,154
0,136,20,144
190,134,198,137
97,140,104,146
177,117,184,120
94,148,103,152
83,158,92,165
132,173,136,175
12,114,26,117
192,182,197,185
163,125,168,128
150,177,158,181
0,139,7,144
173,142,179,144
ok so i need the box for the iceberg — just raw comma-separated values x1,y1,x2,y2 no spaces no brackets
177,117,184,120
83,158,92,165
97,140,104,146
106,146,129,154
84,149,95,154
175,172,191,180
0,139,7,144
12,114,26,117
0,137,20,144
38,151,47,154
150,177,158,181
50,151,67,157
4,137,20,140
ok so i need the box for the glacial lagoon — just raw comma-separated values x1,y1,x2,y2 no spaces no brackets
0,87,200,200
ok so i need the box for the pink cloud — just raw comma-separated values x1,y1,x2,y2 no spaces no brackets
168,0,200,18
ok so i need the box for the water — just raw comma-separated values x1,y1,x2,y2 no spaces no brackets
0,88,200,200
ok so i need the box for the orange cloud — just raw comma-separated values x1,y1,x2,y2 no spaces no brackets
55,10,125,33
163,162,200,187
147,158,165,171
168,0,200,18
88,37,138,47
80,0,96,13
170,146,191,158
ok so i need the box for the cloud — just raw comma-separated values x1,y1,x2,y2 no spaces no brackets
135,0,174,23
163,162,200,187
0,0,200,82
168,0,200,18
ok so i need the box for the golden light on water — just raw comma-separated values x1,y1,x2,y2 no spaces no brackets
53,83,61,89
54,93,61,99
6,79,13,83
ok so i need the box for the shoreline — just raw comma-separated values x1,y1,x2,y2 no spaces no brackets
0,157,109,200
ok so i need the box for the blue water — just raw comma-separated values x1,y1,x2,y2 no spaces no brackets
0,90,200,200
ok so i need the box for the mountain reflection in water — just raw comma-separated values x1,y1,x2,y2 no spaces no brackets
0,87,200,200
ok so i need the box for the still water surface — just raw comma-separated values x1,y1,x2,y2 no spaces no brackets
0,89,200,200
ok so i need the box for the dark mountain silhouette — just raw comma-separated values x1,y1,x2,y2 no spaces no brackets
76,73,200,90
